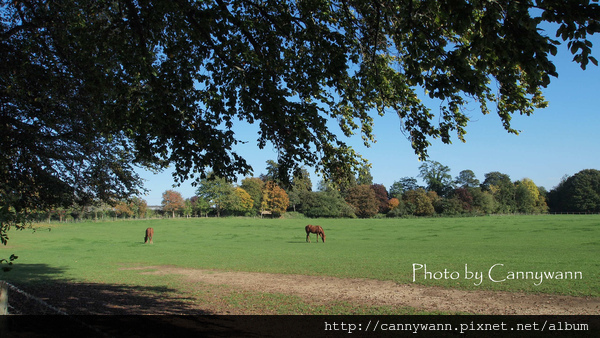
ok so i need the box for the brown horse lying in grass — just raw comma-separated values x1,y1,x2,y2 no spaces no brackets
144,227,154,244
305,225,325,243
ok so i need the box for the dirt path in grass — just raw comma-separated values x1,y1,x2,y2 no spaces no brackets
130,266,599,315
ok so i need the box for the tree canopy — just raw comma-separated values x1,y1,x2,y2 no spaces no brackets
2,0,599,232
548,169,600,212
419,161,453,196
161,189,185,217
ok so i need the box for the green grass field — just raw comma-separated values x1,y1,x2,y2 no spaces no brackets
2,215,598,298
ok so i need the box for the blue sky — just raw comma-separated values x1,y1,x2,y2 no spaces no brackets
138,38,600,206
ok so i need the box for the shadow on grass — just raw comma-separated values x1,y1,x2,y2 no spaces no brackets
3,263,212,315
1,263,67,284
1,265,324,337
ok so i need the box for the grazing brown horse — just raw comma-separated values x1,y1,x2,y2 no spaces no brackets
144,227,154,244
305,225,325,243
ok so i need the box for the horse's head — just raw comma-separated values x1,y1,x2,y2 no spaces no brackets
319,228,326,243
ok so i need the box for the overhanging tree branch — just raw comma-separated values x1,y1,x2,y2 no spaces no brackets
1,0,599,241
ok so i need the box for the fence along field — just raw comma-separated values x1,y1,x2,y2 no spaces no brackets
0,215,598,314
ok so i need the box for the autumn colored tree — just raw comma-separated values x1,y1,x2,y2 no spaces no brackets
403,189,435,216
370,184,390,213
388,198,400,211
345,185,379,218
225,187,254,215
162,190,185,218
261,182,289,217
386,197,408,218
426,190,443,214
454,188,474,212
515,178,548,213
114,201,134,218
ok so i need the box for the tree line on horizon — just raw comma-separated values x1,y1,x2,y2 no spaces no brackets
39,162,600,221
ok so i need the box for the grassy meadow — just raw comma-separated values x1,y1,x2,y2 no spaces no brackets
1,214,597,300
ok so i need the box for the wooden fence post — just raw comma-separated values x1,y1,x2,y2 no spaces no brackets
0,281,8,315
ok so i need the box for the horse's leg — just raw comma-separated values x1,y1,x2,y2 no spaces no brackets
306,232,310,243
